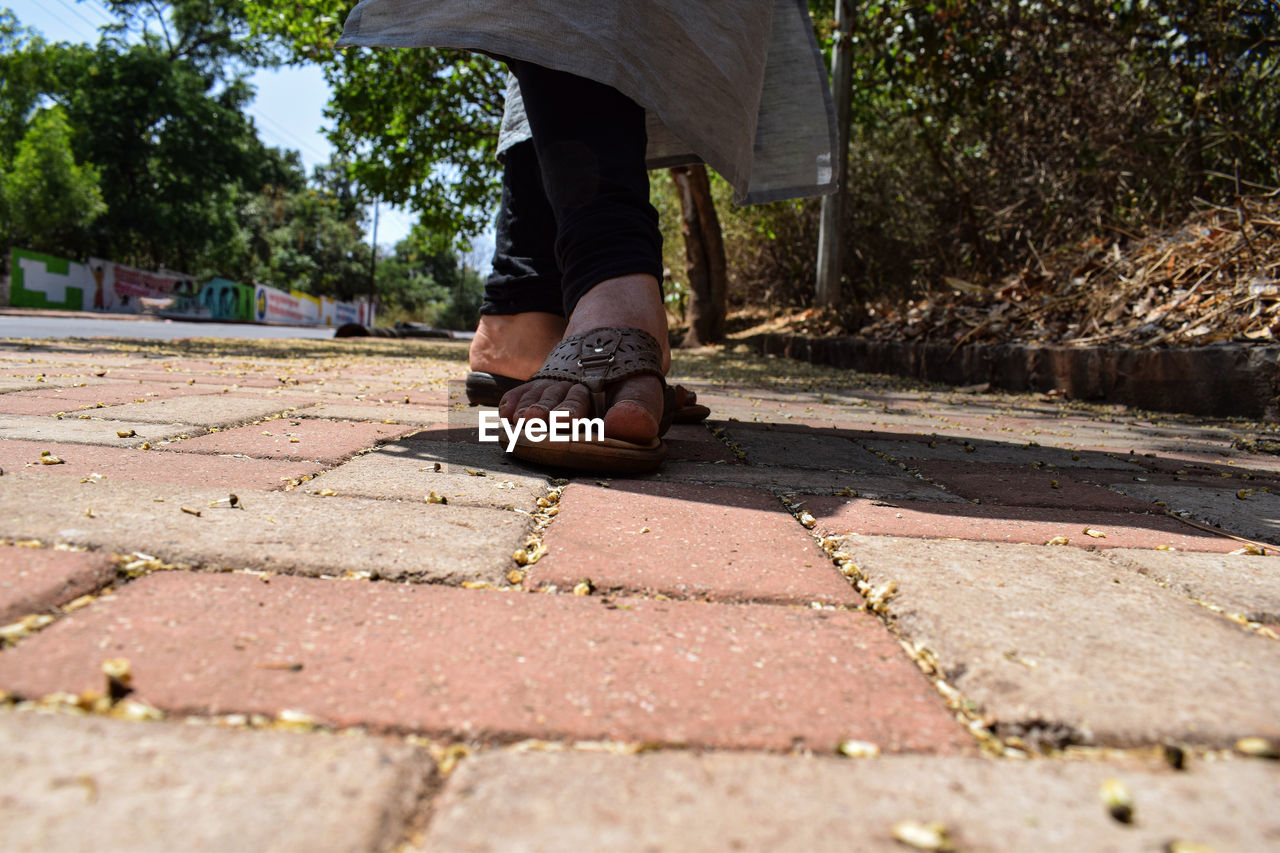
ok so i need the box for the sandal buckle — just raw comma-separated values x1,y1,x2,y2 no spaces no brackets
576,351,616,369
575,333,622,370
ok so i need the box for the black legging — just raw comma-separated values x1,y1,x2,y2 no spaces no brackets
480,61,664,318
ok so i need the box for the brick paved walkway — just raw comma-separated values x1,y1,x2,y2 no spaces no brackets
1,334,1278,851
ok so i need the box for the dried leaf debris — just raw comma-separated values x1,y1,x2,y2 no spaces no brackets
812,193,1280,350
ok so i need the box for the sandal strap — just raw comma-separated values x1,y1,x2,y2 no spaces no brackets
532,327,665,418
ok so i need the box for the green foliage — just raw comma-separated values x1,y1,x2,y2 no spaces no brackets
373,227,483,329
57,39,272,272
0,1,480,325
234,163,371,300
0,105,106,253
719,0,1280,310
0,2,293,274
0,12,53,160
245,0,506,238
99,0,284,77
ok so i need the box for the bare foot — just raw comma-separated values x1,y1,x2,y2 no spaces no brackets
469,312,567,380
499,275,668,444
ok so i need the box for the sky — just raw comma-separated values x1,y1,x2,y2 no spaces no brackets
4,0,418,247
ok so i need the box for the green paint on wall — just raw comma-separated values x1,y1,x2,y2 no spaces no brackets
200,277,255,321
9,248,85,310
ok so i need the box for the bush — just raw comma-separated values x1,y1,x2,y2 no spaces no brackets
704,0,1280,316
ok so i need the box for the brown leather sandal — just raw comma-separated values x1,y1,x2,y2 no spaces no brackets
467,372,709,424
508,326,670,474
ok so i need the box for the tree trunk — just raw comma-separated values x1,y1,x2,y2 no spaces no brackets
670,163,727,346
816,0,855,307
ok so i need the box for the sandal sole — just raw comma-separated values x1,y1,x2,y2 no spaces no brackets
511,435,667,475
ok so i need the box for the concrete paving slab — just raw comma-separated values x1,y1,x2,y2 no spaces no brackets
836,536,1280,747
422,751,1280,853
662,423,740,464
0,546,115,623
0,571,970,752
0,380,46,393
167,418,415,463
305,439,548,511
0,473,529,583
808,497,1240,552
0,414,200,448
361,389,452,407
0,439,321,490
0,395,119,417
1044,424,1252,460
0,712,432,853
1107,481,1280,545
1106,549,1280,624
292,402,448,426
109,369,298,389
86,395,298,428
1,383,210,416
7,380,214,406
533,481,856,605
1127,453,1280,484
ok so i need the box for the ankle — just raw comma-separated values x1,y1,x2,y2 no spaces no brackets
469,312,567,379
566,275,670,372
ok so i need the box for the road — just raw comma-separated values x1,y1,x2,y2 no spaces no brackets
0,314,336,341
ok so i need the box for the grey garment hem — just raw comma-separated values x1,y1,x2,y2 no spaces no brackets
338,28,755,198
337,0,835,205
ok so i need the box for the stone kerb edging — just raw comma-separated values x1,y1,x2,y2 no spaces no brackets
746,333,1280,420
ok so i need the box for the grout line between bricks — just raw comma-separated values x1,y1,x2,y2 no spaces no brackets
696,416,1019,756
772,492,1027,758
1101,550,1280,641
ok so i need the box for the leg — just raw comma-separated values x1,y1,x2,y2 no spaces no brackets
469,139,568,381
498,61,668,445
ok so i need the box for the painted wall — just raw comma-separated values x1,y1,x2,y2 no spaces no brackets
198,278,255,322
10,248,94,310
9,248,373,327
88,259,194,313
254,284,313,324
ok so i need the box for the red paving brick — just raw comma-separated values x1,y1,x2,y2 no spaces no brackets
535,481,855,604
804,496,1241,552
291,401,448,426
0,546,116,623
0,571,971,753
106,370,290,389
0,439,321,490
165,419,415,463
660,424,739,464
0,396,92,416
359,390,450,407
913,460,1154,511
0,383,214,416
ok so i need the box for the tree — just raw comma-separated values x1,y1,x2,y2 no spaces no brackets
670,165,727,346
237,157,373,300
57,40,271,272
374,227,483,328
0,12,53,162
245,0,505,238
0,2,299,276
99,0,283,79
0,105,106,256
